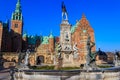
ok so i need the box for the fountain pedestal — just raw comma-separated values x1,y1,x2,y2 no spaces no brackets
54,58,63,70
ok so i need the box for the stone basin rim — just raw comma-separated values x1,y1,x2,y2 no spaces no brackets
15,69,120,72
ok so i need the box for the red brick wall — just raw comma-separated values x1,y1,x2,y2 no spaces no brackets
11,20,23,35
49,38,54,52
71,15,96,64
11,20,23,52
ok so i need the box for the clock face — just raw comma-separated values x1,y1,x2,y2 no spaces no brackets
83,30,86,33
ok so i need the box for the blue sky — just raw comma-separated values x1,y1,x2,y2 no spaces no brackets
0,0,120,52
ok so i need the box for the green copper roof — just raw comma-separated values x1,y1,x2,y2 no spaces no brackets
41,36,49,44
15,0,21,13
28,36,36,44
71,25,77,34
27,35,41,45
49,32,54,38
27,34,53,45
70,21,79,34
11,0,22,20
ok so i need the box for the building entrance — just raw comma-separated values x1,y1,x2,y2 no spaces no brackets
36,56,44,65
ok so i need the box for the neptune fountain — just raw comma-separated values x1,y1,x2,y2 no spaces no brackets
12,36,120,80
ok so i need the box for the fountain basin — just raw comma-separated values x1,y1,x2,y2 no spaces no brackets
14,67,120,80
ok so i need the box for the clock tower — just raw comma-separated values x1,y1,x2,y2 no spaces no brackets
11,0,23,52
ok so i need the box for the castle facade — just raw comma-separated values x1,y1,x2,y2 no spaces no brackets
0,0,95,67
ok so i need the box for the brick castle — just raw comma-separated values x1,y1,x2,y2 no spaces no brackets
0,0,96,67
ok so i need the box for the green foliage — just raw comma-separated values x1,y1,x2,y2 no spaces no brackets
30,66,80,70
30,66,55,70
60,67,80,70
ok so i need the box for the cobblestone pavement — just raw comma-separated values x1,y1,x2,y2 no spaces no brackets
0,69,10,80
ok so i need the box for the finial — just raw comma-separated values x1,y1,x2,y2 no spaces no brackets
15,0,21,13
17,0,20,4
50,31,52,35
82,13,86,18
17,0,21,6
49,31,54,38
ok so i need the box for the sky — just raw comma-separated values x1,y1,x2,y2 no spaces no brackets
0,0,120,52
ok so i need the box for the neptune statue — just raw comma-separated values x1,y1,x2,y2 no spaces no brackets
85,35,96,71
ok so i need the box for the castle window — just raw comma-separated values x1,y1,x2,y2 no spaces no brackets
15,24,18,28
16,16,18,20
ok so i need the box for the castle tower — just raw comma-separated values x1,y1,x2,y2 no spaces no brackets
60,2,72,51
11,0,23,52
49,32,54,52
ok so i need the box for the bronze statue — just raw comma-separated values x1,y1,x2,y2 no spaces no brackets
85,35,96,70
18,51,25,65
61,2,68,20
62,2,67,13
87,35,95,59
